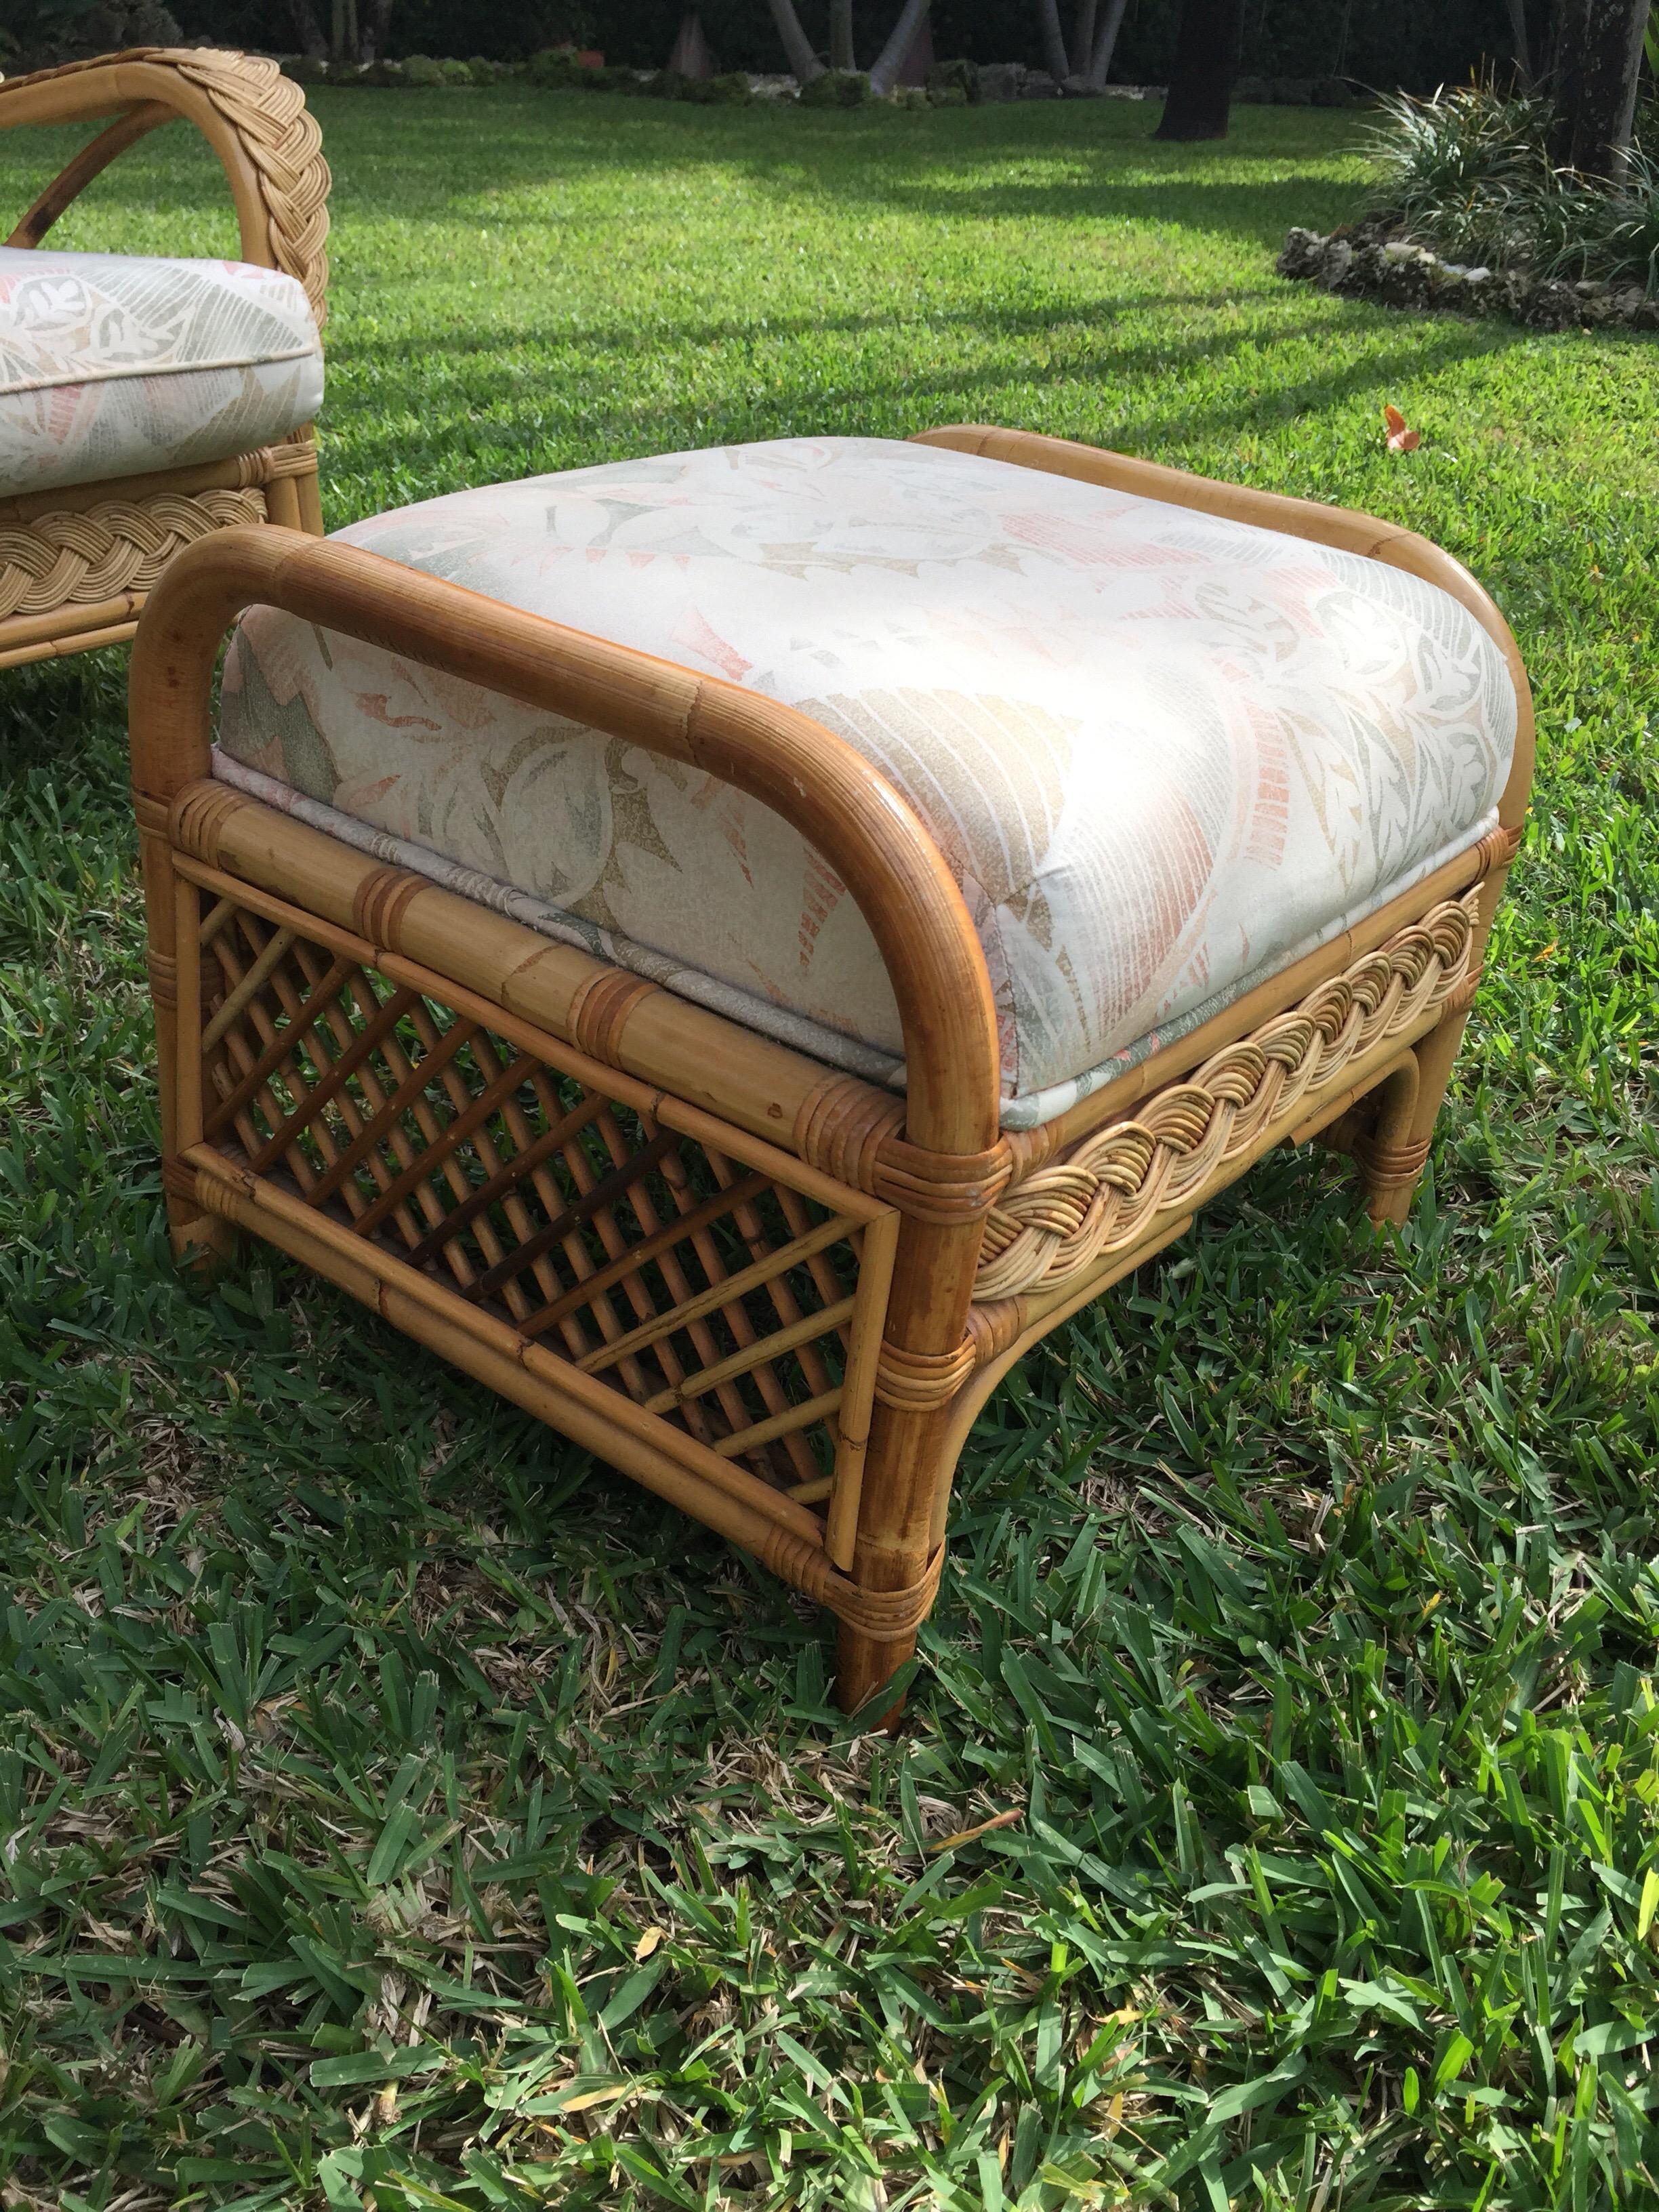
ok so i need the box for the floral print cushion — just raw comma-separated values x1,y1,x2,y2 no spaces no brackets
0,247,323,497
216,436,1517,1130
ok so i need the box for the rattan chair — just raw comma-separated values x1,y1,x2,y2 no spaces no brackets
129,426,1534,1719
1,47,328,670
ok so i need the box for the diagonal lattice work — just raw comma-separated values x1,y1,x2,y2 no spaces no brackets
192,890,890,1503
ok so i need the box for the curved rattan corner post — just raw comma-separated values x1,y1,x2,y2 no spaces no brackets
0,49,329,666
131,525,1005,1715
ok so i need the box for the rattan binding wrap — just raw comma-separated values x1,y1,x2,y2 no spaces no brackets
975,888,1481,1302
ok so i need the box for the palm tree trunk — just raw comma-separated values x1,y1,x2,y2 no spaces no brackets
1086,0,1130,85
766,0,826,82
830,0,857,71
1071,0,1098,76
1504,0,1532,83
1035,0,1073,80
288,0,327,59
869,0,933,95
1552,0,1647,176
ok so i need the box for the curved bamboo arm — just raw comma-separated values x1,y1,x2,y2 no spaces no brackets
913,424,1537,832
129,527,1004,1158
0,47,329,328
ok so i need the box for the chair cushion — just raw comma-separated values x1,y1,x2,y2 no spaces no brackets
0,247,323,497
215,436,1519,1130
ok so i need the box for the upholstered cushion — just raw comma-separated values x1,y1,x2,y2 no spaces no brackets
216,436,1518,1129
0,247,323,497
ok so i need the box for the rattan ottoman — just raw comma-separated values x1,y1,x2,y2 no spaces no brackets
130,426,1533,1715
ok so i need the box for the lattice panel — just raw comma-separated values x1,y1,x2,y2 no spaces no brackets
193,893,876,1496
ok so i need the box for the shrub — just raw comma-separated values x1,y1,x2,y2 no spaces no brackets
1368,84,1547,255
402,54,445,86
438,57,472,85
283,54,327,85
929,84,968,107
644,68,685,98
927,58,979,103
893,84,929,110
798,69,874,108
525,45,581,87
467,56,499,85
1367,85,1659,293
1589,145,1659,291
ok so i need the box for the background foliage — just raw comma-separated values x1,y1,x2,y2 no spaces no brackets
144,0,1542,93
3,81,1658,2212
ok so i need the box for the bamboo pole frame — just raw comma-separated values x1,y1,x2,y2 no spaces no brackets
129,426,1536,1719
0,48,330,665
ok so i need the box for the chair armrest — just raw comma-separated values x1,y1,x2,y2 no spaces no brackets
0,47,329,329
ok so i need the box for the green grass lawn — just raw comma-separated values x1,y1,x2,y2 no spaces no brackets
3,83,1659,2211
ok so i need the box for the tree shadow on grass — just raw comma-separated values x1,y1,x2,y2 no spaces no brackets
5,88,1370,255
321,300,1518,495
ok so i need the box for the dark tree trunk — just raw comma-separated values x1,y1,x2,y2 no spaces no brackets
1086,0,1130,85
363,0,393,62
1072,0,1099,77
1035,0,1072,81
829,0,857,71
1504,0,1532,85
289,0,327,59
766,0,825,81
869,0,933,95
1551,0,1648,177
668,9,714,77
1153,0,1245,141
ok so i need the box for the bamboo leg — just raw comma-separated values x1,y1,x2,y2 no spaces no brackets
837,1617,918,1723
1357,859,1513,1227
1356,1006,1463,1226
832,1213,982,1724
140,821,234,1269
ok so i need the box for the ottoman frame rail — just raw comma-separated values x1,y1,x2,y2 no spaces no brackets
130,426,1534,1716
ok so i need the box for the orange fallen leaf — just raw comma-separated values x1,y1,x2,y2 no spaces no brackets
927,1806,1023,1855
1385,403,1421,453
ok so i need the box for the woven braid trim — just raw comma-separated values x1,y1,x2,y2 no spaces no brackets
1,49,330,327
0,487,265,620
975,888,1481,1302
